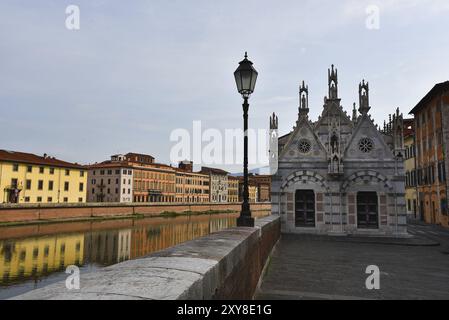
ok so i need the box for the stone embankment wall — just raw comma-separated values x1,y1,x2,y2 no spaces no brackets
0,202,271,224
12,215,280,300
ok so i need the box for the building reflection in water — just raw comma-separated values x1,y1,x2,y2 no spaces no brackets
0,234,84,286
0,211,269,291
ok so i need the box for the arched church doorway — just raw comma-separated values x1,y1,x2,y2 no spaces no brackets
357,192,379,229
295,190,315,227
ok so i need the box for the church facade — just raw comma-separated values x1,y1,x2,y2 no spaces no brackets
270,65,407,236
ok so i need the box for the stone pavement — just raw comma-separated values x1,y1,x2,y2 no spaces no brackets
255,224,449,300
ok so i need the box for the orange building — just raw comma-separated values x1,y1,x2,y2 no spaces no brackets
175,161,209,203
410,81,449,227
128,154,176,203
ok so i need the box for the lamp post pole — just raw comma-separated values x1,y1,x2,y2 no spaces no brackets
234,52,258,227
237,97,254,226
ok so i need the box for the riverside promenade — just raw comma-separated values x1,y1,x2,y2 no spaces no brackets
256,222,449,300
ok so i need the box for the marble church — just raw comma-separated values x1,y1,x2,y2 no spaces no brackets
270,65,407,236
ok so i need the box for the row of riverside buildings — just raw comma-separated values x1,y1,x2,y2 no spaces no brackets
0,151,271,205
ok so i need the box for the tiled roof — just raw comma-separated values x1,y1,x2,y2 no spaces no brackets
87,161,132,169
88,160,174,171
199,166,229,175
0,150,85,169
409,81,449,114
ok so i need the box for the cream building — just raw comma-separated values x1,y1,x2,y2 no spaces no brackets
87,154,133,203
199,167,229,203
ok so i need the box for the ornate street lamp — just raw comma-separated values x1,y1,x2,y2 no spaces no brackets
234,52,258,227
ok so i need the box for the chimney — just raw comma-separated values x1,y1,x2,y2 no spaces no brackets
179,160,193,172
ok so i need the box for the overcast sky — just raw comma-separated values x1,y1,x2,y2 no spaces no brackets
1,0,448,172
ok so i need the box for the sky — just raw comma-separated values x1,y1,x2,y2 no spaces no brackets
1,0,449,173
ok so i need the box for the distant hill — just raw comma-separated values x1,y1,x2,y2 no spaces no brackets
230,166,271,176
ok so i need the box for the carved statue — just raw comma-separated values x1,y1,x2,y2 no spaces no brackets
331,134,339,154
301,95,306,109
330,83,337,99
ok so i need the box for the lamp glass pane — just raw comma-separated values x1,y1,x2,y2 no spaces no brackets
234,72,242,92
250,72,258,92
241,70,252,92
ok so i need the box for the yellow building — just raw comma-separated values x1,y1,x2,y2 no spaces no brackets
0,150,87,204
238,179,258,203
0,234,84,285
404,119,418,219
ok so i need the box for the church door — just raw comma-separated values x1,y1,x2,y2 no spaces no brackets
295,190,315,227
357,192,379,229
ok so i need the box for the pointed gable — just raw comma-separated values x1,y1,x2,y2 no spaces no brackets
279,117,327,162
344,114,394,161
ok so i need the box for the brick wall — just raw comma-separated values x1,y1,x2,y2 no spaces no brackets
0,202,271,224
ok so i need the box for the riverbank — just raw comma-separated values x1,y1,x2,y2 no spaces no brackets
0,202,271,226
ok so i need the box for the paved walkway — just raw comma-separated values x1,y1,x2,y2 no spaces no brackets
255,223,449,300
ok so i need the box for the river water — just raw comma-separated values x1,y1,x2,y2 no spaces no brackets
0,211,269,299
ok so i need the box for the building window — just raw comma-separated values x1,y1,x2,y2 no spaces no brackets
48,197,52,202
100,170,105,175
37,197,42,202
78,197,83,202
24,197,30,202
49,168,55,175
107,170,112,175
27,166,32,173
63,197,68,202
80,171,85,177
115,170,120,174
12,163,19,172
49,181,54,191
65,169,70,176
38,180,44,190
64,182,69,191
92,188,95,194
79,183,84,192
39,167,44,174
26,180,32,190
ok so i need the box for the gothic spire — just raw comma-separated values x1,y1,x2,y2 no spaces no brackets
298,81,309,122
270,112,278,130
352,103,358,123
358,79,370,115
328,64,338,99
